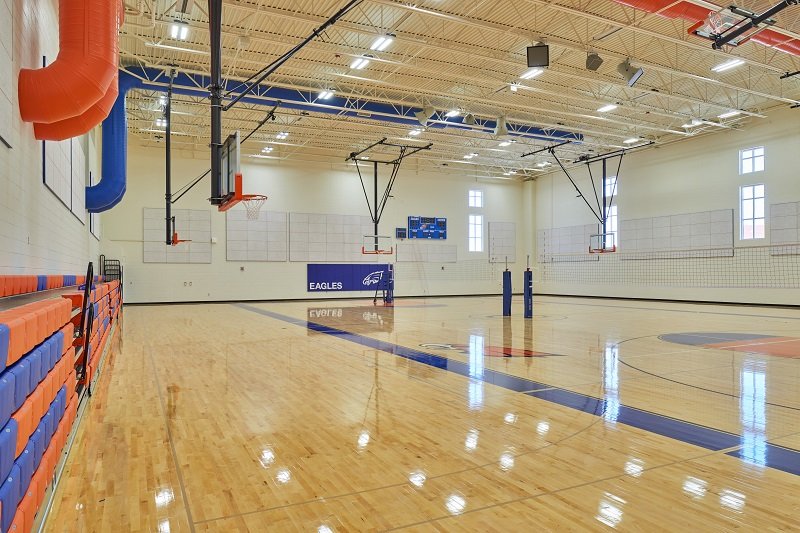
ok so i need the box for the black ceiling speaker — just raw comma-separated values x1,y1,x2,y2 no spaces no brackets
527,45,550,68
586,53,604,71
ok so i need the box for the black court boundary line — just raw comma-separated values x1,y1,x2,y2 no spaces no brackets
121,293,798,309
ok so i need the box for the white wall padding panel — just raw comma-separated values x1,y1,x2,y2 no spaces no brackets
143,208,212,263
619,209,733,259
226,208,287,262
770,201,799,245
289,212,373,262
488,222,516,263
537,224,597,262
396,242,457,263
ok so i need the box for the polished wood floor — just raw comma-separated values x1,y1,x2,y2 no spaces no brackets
45,296,800,531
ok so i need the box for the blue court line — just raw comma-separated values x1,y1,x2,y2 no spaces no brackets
235,303,800,477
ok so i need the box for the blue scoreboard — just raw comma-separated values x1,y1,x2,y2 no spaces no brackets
408,216,447,239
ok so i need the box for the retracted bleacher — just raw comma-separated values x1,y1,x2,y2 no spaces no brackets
0,272,122,532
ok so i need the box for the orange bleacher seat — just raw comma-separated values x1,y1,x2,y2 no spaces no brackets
29,468,46,509
10,402,33,458
11,481,37,533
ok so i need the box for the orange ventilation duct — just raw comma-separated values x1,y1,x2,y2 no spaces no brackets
18,0,122,126
33,82,119,141
611,0,800,58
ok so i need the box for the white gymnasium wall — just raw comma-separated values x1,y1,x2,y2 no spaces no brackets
533,107,800,305
102,146,526,303
0,0,100,275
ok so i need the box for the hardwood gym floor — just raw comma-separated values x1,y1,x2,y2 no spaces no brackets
44,296,800,531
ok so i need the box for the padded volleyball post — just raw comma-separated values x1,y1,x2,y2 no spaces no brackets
502,269,512,317
524,269,533,319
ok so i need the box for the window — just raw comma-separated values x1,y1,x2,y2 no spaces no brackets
740,184,765,240
740,147,765,175
604,176,618,198
468,189,483,208
604,177,618,248
468,215,483,252
606,205,618,248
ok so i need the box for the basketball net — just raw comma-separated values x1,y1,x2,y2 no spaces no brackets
242,195,267,220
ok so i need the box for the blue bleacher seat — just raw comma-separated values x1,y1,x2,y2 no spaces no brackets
47,334,61,369
0,420,17,483
28,428,44,468
0,324,8,374
7,360,31,411
42,411,54,445
0,464,21,532
56,387,67,421
0,374,14,429
15,447,33,497
28,348,43,388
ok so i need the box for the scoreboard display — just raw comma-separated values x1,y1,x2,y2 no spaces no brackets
408,216,447,239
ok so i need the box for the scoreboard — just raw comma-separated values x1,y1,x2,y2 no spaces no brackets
408,216,447,239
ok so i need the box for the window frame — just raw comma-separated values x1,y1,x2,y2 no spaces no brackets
739,183,766,240
468,214,484,252
739,146,765,175
468,189,484,208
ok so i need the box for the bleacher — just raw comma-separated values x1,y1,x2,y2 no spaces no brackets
0,273,122,532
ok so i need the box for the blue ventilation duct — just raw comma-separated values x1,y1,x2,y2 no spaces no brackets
88,67,582,212
85,70,141,213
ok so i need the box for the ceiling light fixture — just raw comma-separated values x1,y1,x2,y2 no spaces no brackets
370,34,395,52
617,59,644,87
350,55,372,70
170,21,190,41
597,104,618,113
520,68,543,80
712,58,745,73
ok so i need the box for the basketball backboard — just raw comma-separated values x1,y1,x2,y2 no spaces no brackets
219,131,240,202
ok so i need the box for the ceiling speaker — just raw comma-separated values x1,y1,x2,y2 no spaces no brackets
586,53,603,72
414,106,435,126
617,60,644,87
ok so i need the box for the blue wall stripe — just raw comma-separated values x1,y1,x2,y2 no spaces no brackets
236,304,800,476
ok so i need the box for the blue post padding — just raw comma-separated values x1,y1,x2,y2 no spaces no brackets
0,464,21,532
28,348,43,387
0,324,8,373
0,374,14,429
7,361,31,411
15,447,33,498
0,420,17,483
502,270,512,317
524,270,533,319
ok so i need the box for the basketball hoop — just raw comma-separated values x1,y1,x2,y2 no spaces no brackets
241,194,268,220
362,235,394,255
219,172,268,218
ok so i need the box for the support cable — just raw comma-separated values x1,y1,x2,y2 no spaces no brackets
550,149,602,223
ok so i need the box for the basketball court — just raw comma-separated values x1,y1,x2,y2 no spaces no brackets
1,0,800,531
